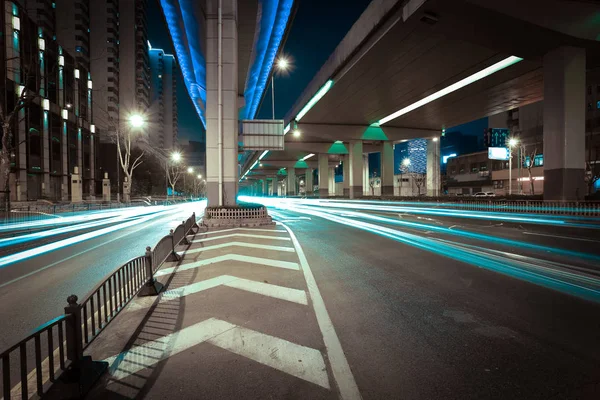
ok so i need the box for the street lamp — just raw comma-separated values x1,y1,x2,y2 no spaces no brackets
171,152,182,162
271,56,291,119
508,138,519,196
187,167,194,173
129,113,145,128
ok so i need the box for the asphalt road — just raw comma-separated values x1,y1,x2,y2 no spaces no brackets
266,202,600,399
0,201,204,351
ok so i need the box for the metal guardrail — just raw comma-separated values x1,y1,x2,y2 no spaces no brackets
451,200,600,216
0,212,198,399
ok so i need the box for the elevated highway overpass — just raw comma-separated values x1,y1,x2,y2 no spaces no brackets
240,0,600,201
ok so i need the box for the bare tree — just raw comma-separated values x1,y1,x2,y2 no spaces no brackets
115,126,145,202
166,158,184,198
413,173,426,196
0,49,46,215
521,146,538,195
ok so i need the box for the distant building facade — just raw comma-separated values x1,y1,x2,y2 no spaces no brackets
149,43,177,149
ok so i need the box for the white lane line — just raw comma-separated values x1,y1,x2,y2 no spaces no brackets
197,227,287,235
156,254,300,277
522,231,600,243
193,233,291,243
183,242,295,254
280,222,362,400
105,318,329,389
105,318,236,380
161,275,308,305
210,325,329,389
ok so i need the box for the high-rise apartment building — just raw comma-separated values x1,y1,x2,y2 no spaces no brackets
149,44,178,149
118,0,149,126
2,1,96,201
55,0,90,70
89,0,120,141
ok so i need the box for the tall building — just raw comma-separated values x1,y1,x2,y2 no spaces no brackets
55,0,90,70
89,0,120,141
118,0,149,128
2,1,96,201
14,0,55,38
149,43,178,149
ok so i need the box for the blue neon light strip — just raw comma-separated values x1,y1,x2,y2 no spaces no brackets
159,0,206,127
243,0,295,120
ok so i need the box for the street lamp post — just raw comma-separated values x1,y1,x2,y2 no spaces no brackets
271,57,289,119
167,151,182,199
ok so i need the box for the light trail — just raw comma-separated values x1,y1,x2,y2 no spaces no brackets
239,196,600,228
0,201,206,269
240,196,600,302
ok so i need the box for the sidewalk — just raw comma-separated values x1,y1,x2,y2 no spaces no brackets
84,223,359,399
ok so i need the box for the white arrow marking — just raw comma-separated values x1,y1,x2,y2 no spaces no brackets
105,318,236,380
210,325,330,389
197,227,287,235
183,242,295,254
104,318,329,389
192,233,291,243
156,254,300,277
161,275,308,305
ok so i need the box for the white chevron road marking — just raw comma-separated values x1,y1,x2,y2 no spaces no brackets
183,241,295,254
156,254,300,277
192,233,291,243
104,317,329,389
161,275,308,305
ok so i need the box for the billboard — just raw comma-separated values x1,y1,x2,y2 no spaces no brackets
488,147,509,160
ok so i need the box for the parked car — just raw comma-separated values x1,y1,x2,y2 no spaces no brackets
473,192,487,197
485,192,496,197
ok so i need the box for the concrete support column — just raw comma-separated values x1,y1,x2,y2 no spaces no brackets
318,154,329,198
348,140,363,198
206,0,238,206
343,154,349,197
363,154,369,196
543,47,586,200
427,139,441,196
262,179,267,196
287,168,296,196
305,168,313,196
380,141,394,196
328,166,336,196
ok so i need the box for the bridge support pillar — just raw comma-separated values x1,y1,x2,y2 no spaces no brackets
287,168,296,196
329,166,336,196
543,46,586,200
305,168,314,196
343,154,350,197
206,0,238,206
380,141,394,196
427,138,441,197
363,154,369,196
261,179,267,196
318,154,329,198
348,140,363,198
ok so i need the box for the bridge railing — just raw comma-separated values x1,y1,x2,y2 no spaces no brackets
0,212,198,399
451,200,600,216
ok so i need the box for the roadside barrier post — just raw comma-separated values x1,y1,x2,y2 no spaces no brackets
139,246,163,296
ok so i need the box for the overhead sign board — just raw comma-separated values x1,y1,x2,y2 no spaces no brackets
241,119,285,150
488,147,509,160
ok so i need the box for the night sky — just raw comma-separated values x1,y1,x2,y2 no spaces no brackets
147,0,484,147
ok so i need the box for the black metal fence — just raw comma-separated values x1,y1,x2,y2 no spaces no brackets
0,212,198,399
